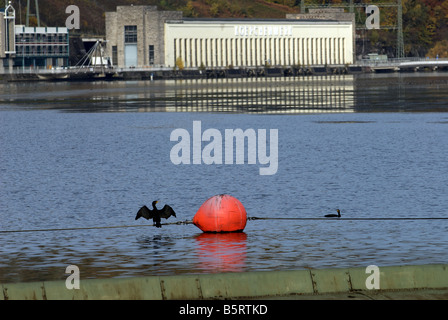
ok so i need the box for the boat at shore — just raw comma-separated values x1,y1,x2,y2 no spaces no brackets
36,72,69,80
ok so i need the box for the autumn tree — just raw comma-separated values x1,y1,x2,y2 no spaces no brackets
175,56,185,70
427,39,448,58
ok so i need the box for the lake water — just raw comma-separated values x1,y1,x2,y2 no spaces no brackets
1,73,447,283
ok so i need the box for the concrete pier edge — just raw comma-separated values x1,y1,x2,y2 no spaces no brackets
1,264,447,300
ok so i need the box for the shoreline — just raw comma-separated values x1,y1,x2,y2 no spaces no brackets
2,264,447,300
1,64,447,83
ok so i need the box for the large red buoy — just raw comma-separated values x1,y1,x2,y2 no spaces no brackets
193,194,247,233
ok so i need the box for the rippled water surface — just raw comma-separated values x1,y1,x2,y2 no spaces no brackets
1,73,447,283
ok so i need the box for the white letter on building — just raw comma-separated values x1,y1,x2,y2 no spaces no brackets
239,26,245,36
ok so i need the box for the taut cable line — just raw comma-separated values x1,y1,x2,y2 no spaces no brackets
0,216,446,234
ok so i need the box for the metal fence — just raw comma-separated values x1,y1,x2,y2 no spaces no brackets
356,57,448,67
1,58,447,75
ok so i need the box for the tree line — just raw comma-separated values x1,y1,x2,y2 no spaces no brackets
17,0,448,58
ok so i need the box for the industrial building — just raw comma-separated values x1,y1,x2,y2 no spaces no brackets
106,6,354,69
0,2,69,72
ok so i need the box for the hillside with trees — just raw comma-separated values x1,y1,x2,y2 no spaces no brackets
14,0,448,58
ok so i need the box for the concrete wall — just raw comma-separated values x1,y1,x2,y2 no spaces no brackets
105,6,182,68
1,264,447,300
0,12,5,59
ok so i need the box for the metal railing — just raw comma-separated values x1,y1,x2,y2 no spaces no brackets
356,57,448,67
2,58,447,75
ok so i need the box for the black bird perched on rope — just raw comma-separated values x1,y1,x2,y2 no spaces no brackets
135,201,176,228
325,209,341,218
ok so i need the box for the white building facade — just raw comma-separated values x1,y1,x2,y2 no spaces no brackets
165,19,353,68
106,6,354,69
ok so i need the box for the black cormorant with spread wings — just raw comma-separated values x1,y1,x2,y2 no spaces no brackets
135,201,176,228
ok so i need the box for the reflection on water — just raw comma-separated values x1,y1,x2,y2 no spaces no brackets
0,76,356,113
195,232,247,273
0,227,250,282
137,234,176,251
166,77,354,113
0,73,447,113
1,73,448,283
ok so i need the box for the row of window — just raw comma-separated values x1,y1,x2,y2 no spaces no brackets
15,34,68,44
173,37,347,67
15,45,69,56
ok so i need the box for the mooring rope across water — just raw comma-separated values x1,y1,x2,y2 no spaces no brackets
0,220,194,234
247,217,448,221
0,216,446,234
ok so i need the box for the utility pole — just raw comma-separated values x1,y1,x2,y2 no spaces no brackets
298,0,405,58
396,0,405,58
26,0,40,27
